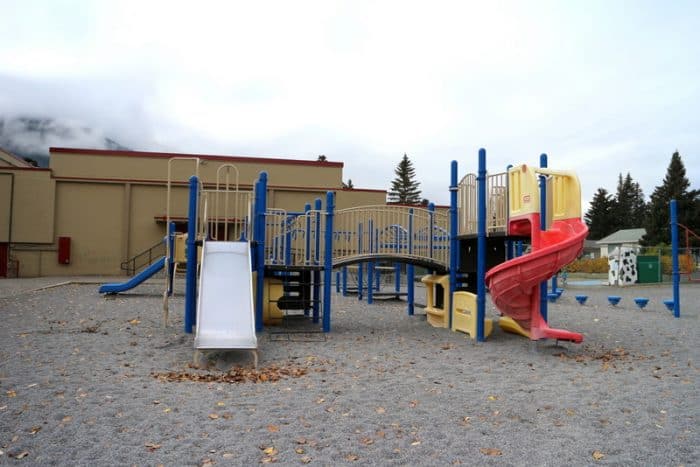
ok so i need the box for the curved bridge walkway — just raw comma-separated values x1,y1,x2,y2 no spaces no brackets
263,205,450,272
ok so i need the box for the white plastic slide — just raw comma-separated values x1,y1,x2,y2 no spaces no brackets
194,241,257,352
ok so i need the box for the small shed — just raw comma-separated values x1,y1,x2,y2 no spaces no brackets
596,228,646,257
582,239,600,259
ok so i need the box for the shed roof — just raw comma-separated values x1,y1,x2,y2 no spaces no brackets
596,228,646,245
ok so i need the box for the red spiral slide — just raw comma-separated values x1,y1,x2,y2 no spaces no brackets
485,217,588,342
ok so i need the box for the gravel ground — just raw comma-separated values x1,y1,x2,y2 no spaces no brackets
0,278,698,466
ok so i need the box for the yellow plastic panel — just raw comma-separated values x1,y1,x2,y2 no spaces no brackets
451,291,493,339
508,165,540,218
420,274,450,328
174,234,187,263
498,316,530,338
263,277,284,324
535,169,582,220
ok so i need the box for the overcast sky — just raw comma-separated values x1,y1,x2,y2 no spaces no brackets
1,0,698,208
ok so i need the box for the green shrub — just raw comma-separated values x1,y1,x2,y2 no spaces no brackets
566,257,609,274
660,255,693,274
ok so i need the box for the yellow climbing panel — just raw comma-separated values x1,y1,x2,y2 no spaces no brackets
498,316,531,338
421,274,450,328
451,291,493,339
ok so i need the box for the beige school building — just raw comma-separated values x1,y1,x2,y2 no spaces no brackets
0,147,390,278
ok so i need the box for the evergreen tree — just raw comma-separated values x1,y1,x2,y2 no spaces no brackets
642,151,700,245
388,153,422,205
612,172,647,230
584,188,615,240
342,179,354,189
630,179,649,228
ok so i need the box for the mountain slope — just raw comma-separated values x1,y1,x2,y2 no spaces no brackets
0,116,129,167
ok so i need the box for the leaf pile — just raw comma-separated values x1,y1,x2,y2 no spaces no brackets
554,346,649,365
152,365,308,384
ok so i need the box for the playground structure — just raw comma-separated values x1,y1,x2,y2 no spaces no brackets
99,148,687,360
167,148,592,349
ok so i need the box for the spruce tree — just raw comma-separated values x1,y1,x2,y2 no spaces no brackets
630,179,649,228
613,173,647,230
388,153,422,205
642,151,699,245
584,188,615,240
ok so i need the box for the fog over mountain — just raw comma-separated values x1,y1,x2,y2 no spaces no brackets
0,116,129,167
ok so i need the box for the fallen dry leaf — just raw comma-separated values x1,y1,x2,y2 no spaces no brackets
479,448,502,456
300,455,312,464
29,426,41,434
267,425,279,432
592,450,605,461
128,318,141,325
6,390,17,398
375,407,386,414
262,446,278,456
13,451,29,459
360,437,374,446
208,413,219,420
145,442,162,452
345,454,359,461
487,395,498,401
295,447,305,454
153,365,308,385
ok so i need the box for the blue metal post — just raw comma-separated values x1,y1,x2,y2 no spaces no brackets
394,263,401,294
374,228,380,291
314,199,322,264
322,191,334,332
342,266,348,296
407,264,415,315
539,153,548,322
449,161,458,330
516,241,523,257
304,203,311,265
476,149,487,341
254,172,268,332
184,175,199,334
368,219,374,304
302,203,312,316
357,223,364,300
407,208,415,315
671,199,680,318
506,164,513,260
313,199,322,323
167,221,176,296
429,202,436,259
336,271,340,293
285,216,292,266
